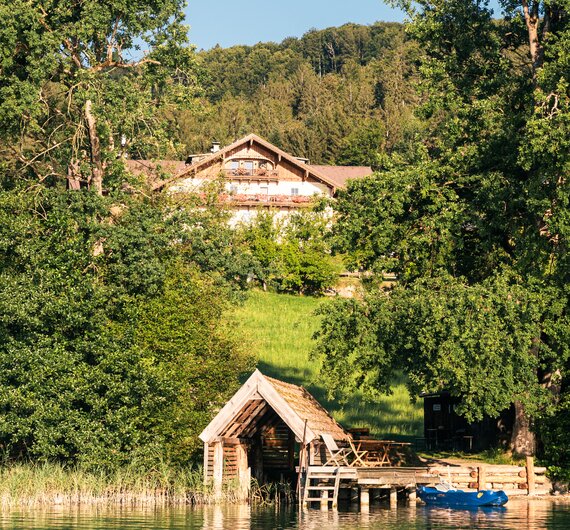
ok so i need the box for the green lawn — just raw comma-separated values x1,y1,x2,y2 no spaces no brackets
233,290,423,441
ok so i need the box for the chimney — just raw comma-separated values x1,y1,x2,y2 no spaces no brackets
211,141,221,153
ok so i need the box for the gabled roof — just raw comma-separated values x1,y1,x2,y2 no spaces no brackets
152,133,341,193
199,369,349,444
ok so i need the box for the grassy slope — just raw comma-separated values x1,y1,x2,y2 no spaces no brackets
233,290,423,440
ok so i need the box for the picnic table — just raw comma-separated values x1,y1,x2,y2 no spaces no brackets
352,439,412,467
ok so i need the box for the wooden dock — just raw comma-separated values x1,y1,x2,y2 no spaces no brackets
302,458,550,510
302,466,434,509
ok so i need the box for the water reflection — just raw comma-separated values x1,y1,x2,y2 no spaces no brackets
0,498,569,529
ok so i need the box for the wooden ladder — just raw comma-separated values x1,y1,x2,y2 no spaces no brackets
302,467,342,509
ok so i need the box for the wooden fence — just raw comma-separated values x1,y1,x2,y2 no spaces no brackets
427,457,550,496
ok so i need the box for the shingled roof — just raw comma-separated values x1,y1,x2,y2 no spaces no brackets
199,369,350,444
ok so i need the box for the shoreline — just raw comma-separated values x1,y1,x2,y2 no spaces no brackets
2,494,570,510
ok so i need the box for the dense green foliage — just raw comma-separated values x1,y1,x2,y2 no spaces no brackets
176,23,422,166
0,188,253,468
238,209,337,295
315,0,569,458
0,0,257,471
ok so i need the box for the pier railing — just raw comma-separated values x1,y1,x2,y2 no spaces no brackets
426,457,550,496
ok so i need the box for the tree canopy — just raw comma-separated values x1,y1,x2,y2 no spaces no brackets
0,0,199,192
315,0,569,457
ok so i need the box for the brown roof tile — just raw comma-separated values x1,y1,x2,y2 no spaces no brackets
309,165,373,188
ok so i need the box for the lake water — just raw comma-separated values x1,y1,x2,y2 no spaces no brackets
1,498,569,529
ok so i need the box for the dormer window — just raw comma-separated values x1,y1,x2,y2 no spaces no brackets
291,187,299,196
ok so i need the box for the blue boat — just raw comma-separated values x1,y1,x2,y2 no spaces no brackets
417,484,508,507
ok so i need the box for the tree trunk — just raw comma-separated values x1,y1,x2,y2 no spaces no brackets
84,100,104,195
511,400,536,456
67,159,81,190
521,0,544,81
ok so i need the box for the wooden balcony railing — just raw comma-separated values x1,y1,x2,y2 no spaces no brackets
226,194,312,204
196,193,313,206
223,168,279,178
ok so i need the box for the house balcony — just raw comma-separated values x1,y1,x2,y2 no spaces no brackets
222,193,313,208
222,168,280,180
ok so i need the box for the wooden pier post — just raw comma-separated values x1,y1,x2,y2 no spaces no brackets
526,456,535,496
320,490,329,511
390,487,398,508
360,488,370,512
408,487,417,503
212,441,223,498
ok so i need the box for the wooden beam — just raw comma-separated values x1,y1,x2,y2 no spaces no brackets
236,443,250,501
229,400,269,438
242,407,279,438
224,398,265,432
199,370,264,443
203,442,209,485
477,465,486,490
212,441,223,497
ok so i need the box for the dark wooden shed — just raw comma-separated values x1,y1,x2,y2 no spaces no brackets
423,392,514,452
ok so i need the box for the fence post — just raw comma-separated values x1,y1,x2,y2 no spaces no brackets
526,456,535,495
477,465,486,490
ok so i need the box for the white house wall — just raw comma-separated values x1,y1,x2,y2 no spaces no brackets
170,177,330,198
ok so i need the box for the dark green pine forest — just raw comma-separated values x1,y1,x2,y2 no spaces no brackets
178,22,422,167
0,0,569,485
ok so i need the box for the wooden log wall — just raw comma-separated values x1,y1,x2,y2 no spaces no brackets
205,443,215,479
427,460,551,496
262,421,294,472
223,444,239,480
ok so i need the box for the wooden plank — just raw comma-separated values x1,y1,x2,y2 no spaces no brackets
203,442,209,484
226,399,269,438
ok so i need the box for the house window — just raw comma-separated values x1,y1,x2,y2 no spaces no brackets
291,187,299,196
228,160,238,170
244,161,254,172
229,184,238,194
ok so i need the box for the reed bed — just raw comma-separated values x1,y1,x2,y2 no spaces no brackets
0,462,242,508
234,290,423,440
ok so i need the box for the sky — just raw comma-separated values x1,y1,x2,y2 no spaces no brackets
185,0,406,50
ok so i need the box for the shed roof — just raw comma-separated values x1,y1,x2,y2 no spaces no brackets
199,369,349,444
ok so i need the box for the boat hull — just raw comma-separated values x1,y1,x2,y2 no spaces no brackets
417,486,508,507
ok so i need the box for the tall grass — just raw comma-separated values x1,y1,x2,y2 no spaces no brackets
0,462,241,507
233,290,423,440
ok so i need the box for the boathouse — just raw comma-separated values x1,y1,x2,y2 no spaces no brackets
199,369,350,496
